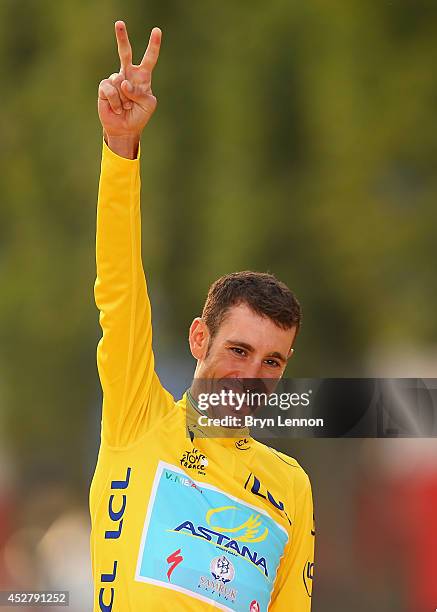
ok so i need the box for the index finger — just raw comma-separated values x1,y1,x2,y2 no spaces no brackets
115,21,132,72
140,27,162,71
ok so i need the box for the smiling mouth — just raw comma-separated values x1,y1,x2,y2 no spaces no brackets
221,380,246,393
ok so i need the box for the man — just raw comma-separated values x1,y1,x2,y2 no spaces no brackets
91,20,315,611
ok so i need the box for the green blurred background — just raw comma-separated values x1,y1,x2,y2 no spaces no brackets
1,0,437,610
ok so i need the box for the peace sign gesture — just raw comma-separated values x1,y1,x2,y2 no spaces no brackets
98,21,161,145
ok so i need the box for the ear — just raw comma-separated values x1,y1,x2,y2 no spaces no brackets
287,326,298,359
189,317,210,361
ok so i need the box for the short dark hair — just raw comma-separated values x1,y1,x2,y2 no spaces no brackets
201,271,302,340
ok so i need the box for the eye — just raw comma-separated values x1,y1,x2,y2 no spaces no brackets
230,347,246,357
264,359,280,368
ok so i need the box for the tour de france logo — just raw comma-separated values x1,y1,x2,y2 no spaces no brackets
180,448,208,476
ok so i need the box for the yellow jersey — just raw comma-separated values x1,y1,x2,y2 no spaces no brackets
90,141,315,611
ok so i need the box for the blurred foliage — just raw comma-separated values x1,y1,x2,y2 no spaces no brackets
0,0,437,463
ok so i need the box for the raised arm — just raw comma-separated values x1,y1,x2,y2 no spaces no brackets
95,21,173,447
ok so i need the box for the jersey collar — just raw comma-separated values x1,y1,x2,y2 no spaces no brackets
184,389,253,448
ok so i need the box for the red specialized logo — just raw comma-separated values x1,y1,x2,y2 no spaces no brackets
166,548,183,581
249,600,260,612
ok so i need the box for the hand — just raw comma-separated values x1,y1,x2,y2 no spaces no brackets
98,21,162,145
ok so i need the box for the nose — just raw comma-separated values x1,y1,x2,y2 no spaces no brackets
238,360,264,380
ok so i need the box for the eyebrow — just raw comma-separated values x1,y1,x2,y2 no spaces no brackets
226,340,287,363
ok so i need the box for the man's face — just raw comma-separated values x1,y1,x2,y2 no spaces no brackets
189,302,297,381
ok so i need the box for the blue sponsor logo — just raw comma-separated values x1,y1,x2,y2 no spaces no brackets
99,467,132,612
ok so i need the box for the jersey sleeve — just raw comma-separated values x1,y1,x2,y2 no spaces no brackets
94,140,174,447
270,471,315,611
